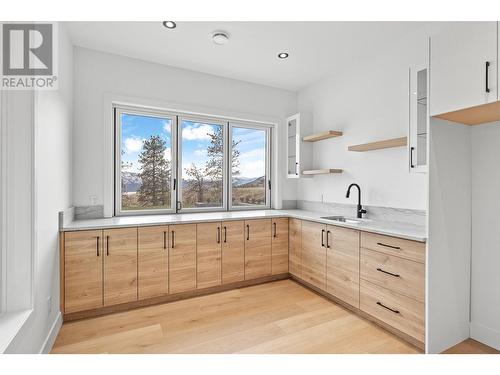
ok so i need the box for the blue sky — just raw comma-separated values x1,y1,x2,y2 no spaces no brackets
120,114,266,179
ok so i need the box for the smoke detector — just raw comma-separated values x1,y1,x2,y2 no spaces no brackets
212,31,230,45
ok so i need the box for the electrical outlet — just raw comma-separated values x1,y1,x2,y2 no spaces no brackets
47,296,52,314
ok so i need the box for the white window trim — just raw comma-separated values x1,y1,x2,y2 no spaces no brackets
114,105,177,216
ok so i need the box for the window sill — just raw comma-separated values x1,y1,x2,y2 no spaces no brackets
0,309,33,353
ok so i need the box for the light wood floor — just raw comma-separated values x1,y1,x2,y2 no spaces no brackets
52,280,422,354
443,339,499,354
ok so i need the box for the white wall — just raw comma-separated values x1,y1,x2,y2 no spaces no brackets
72,47,297,213
470,122,500,350
296,31,431,210
427,118,471,353
5,23,73,353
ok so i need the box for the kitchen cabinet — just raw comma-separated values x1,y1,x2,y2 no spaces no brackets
286,113,312,178
244,219,272,280
169,224,197,293
271,218,289,275
326,226,360,308
301,220,327,290
103,227,138,306
64,229,103,313
408,36,429,173
288,218,302,278
221,220,245,284
430,22,498,116
197,222,222,289
138,225,169,300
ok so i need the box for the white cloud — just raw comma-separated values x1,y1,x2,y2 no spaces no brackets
239,148,264,159
193,148,206,157
164,147,171,160
124,137,143,154
163,120,171,133
238,160,265,178
182,124,215,141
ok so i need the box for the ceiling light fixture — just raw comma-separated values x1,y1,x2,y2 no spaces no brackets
163,21,177,29
212,31,230,45
278,52,289,59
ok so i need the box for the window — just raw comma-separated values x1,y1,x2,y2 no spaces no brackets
114,105,271,215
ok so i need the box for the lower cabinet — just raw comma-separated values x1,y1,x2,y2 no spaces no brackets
197,222,222,289
301,221,327,290
103,227,138,306
169,224,197,294
244,219,272,280
288,218,302,278
221,220,245,284
271,218,289,275
138,225,169,300
326,226,360,308
64,229,103,314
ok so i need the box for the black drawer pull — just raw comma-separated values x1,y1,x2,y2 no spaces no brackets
106,235,110,256
486,61,491,93
246,224,250,241
326,230,331,248
377,268,400,278
223,226,227,243
95,236,100,257
321,229,325,247
376,301,400,314
376,242,401,250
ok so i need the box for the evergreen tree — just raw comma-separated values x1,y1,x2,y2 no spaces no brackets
205,127,241,181
137,135,170,207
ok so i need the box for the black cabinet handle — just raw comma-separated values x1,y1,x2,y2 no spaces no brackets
376,242,401,250
171,230,175,248
246,224,250,241
223,226,227,243
95,236,100,257
217,226,221,244
376,268,400,278
410,147,415,168
486,61,491,93
273,222,277,238
326,230,331,248
295,162,299,175
163,231,167,250
377,301,400,314
106,235,110,256
321,229,325,247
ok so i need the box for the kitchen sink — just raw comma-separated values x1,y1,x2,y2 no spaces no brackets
320,216,363,224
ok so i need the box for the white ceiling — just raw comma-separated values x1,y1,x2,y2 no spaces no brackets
65,21,429,91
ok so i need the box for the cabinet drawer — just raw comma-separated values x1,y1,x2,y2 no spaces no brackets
361,248,424,302
361,232,425,263
360,280,424,343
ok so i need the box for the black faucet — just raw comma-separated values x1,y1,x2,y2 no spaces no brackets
346,183,367,219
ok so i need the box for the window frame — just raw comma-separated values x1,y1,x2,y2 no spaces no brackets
228,121,272,211
114,105,178,216
177,114,228,213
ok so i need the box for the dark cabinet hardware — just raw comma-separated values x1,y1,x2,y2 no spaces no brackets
223,226,227,243
163,231,167,250
376,301,400,314
326,230,331,248
295,162,299,175
171,230,175,248
321,229,325,247
106,235,110,256
486,61,491,93
217,226,221,244
376,268,400,278
273,222,277,238
410,147,415,168
246,224,250,241
376,242,401,250
95,236,100,257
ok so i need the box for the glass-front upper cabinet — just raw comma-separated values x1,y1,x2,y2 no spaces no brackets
408,39,429,174
286,113,312,178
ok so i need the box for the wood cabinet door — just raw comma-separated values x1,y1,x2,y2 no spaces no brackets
221,220,245,284
301,221,326,290
272,217,289,275
244,219,272,280
64,230,103,313
103,227,138,306
430,22,497,116
326,226,360,308
288,218,302,278
197,222,222,289
169,224,197,293
138,225,169,300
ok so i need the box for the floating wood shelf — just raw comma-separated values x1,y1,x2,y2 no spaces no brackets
434,100,500,125
348,137,407,152
302,169,343,175
303,130,343,142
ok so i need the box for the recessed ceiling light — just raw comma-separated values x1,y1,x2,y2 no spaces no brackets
163,21,176,29
278,52,289,59
212,31,230,45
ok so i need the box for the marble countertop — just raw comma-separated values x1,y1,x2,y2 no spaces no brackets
62,209,427,242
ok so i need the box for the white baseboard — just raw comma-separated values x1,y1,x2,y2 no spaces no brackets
470,321,500,350
40,312,62,354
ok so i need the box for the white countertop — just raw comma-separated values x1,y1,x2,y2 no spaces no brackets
62,209,427,242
